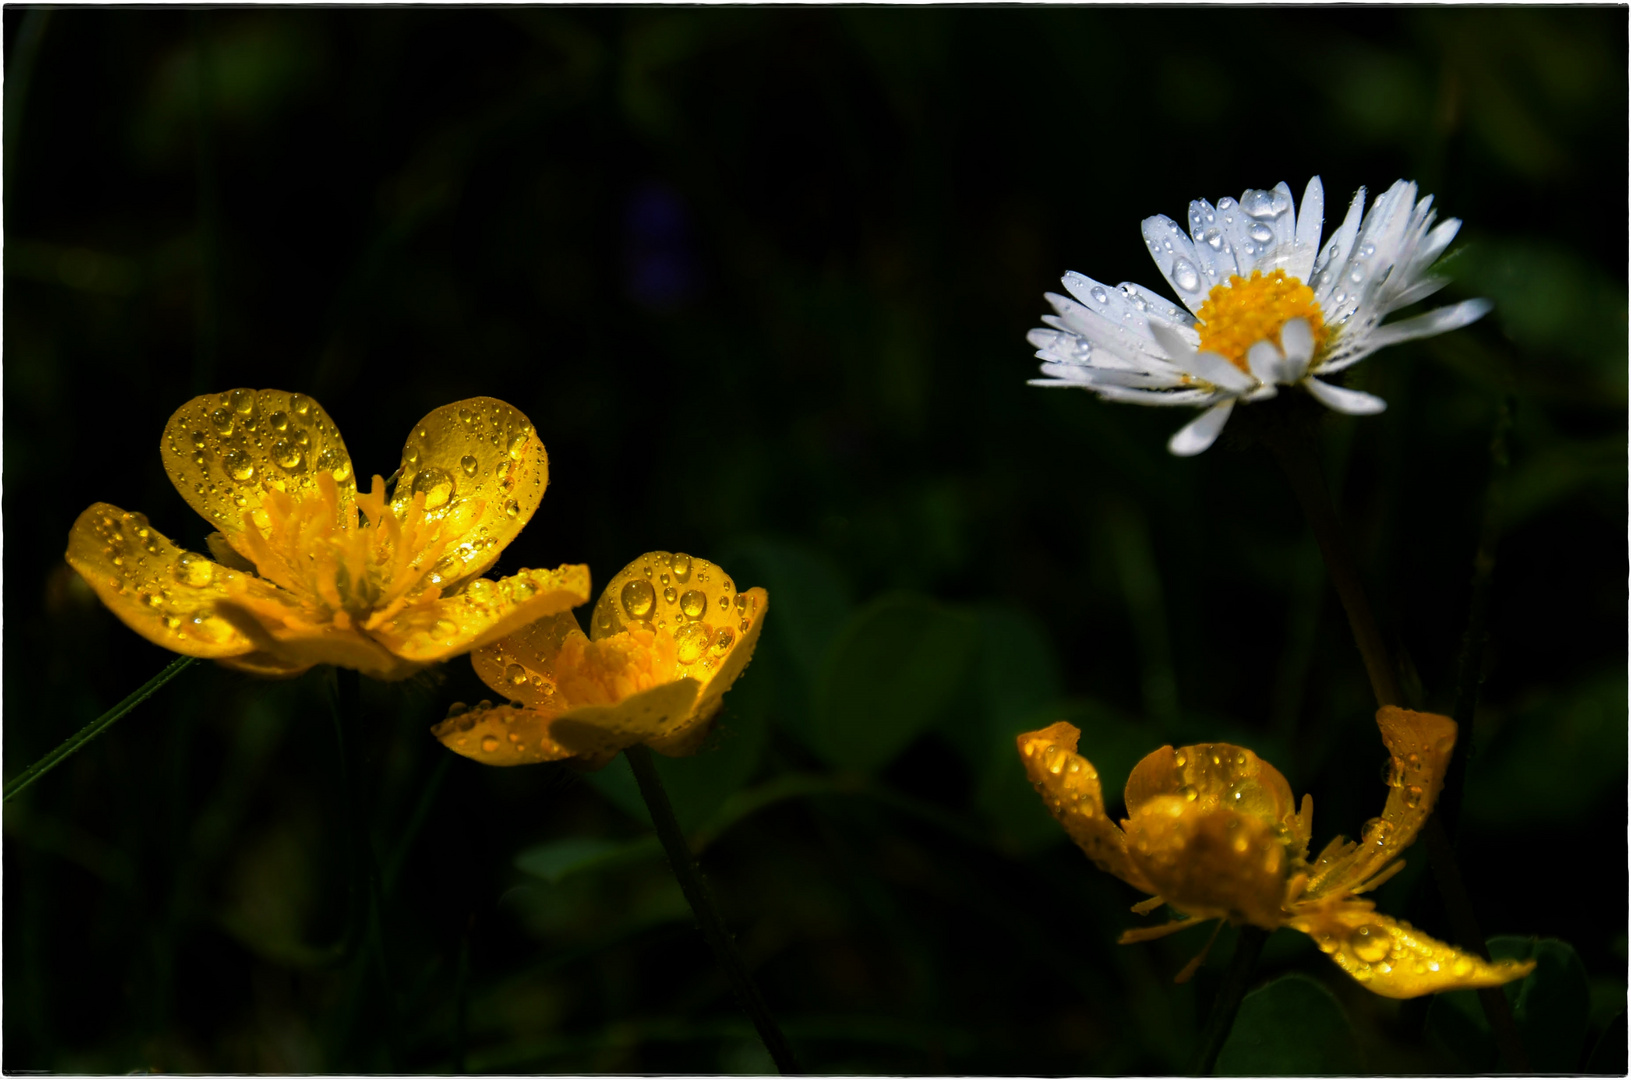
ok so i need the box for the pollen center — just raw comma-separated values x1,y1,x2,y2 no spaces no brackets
554,626,679,705
1194,269,1328,373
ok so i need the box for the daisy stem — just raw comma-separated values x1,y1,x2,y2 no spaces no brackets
4,654,197,803
1266,426,1530,1072
624,743,800,1074
1192,924,1267,1076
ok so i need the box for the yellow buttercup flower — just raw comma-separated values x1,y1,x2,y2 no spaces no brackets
433,551,766,767
65,389,590,681
1017,707,1536,999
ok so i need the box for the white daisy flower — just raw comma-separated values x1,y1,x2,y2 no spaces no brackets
1027,178,1492,456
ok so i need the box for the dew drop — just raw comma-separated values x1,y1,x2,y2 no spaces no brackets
672,553,693,581
316,448,352,483
621,579,656,619
270,411,289,432
210,408,235,436
674,622,712,664
458,407,473,425
506,663,528,686
291,393,311,416
461,454,478,477
1241,188,1289,219
230,388,255,415
1203,227,1224,251
1173,750,1188,767
1179,784,1198,802
504,499,520,518
1349,924,1391,964
411,467,455,509
712,625,735,652
1247,222,1274,244
273,440,304,470
507,432,528,460
224,449,255,481
1090,285,1109,305
663,586,677,604
174,552,215,588
466,579,496,604
1404,785,1424,809
481,735,500,753
680,589,707,619
1170,257,1200,292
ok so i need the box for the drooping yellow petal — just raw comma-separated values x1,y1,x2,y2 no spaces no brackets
1124,743,1299,833
66,503,258,659
1016,722,1153,893
212,593,420,681
1305,707,1457,900
159,389,357,563
431,680,704,766
1289,903,1536,999
471,611,585,709
1121,795,1287,930
388,397,547,588
430,701,580,766
368,564,591,663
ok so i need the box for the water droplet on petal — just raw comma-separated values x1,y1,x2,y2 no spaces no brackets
621,579,656,619
481,735,500,753
1171,258,1200,292
674,622,711,664
1241,188,1289,219
1090,285,1109,305
175,552,215,587
506,663,528,686
662,586,677,604
411,467,455,509
712,626,735,652
680,589,707,619
273,440,304,470
224,449,255,481
1404,785,1424,809
1247,222,1274,244
210,408,235,436
1348,924,1391,964
1179,784,1198,802
672,554,693,581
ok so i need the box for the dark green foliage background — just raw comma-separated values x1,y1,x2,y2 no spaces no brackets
4,8,1625,1074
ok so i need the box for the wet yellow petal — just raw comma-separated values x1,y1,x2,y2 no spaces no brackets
650,585,767,757
389,397,547,587
1289,904,1536,999
1122,796,1287,930
159,389,357,562
66,502,258,658
1017,722,1152,892
471,611,585,709
1124,743,1298,833
212,594,420,681
431,681,704,766
217,651,315,678
430,701,579,766
1306,707,1457,900
369,564,590,663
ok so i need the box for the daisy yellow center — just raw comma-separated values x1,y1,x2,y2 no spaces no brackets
233,470,480,631
554,626,679,705
1194,269,1328,373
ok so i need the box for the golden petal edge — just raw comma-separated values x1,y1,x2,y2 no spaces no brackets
389,397,547,586
66,502,258,658
372,564,591,664
159,390,356,561
1017,723,1153,893
1291,905,1536,999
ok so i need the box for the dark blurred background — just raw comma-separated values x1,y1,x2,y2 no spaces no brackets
4,7,1625,1074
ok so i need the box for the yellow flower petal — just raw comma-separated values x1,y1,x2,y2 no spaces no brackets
431,680,703,765
1016,722,1153,893
66,502,259,658
1306,707,1457,900
159,390,357,563
389,397,547,588
212,595,420,681
1290,904,1536,999
369,564,591,663
1124,743,1299,832
471,612,583,709
650,585,767,757
1122,796,1287,930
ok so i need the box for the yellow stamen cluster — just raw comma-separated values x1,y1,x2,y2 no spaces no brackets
1194,269,1328,373
231,471,479,633
554,625,681,706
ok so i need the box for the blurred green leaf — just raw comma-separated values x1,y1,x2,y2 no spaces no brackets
719,537,853,684
1427,936,1591,1072
1215,973,1363,1075
1455,238,1629,375
514,835,659,884
811,592,977,772
1464,670,1627,826
1585,1010,1627,1075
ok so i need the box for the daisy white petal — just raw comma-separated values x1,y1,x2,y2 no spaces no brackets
1312,184,1366,308
1142,215,1211,314
1304,377,1387,415
1291,176,1325,282
1279,317,1315,382
1187,199,1242,285
1246,339,1283,386
1096,386,1219,407
1360,298,1493,352
1167,400,1236,456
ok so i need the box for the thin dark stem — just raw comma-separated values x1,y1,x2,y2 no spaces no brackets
1265,425,1529,1071
624,744,800,1074
5,655,197,802
1191,925,1268,1075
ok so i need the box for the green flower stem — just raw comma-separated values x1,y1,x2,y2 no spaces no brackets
624,743,800,1074
1266,426,1529,1072
1191,924,1267,1076
4,654,198,803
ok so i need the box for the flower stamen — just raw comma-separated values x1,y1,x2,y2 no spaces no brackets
1194,269,1328,374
